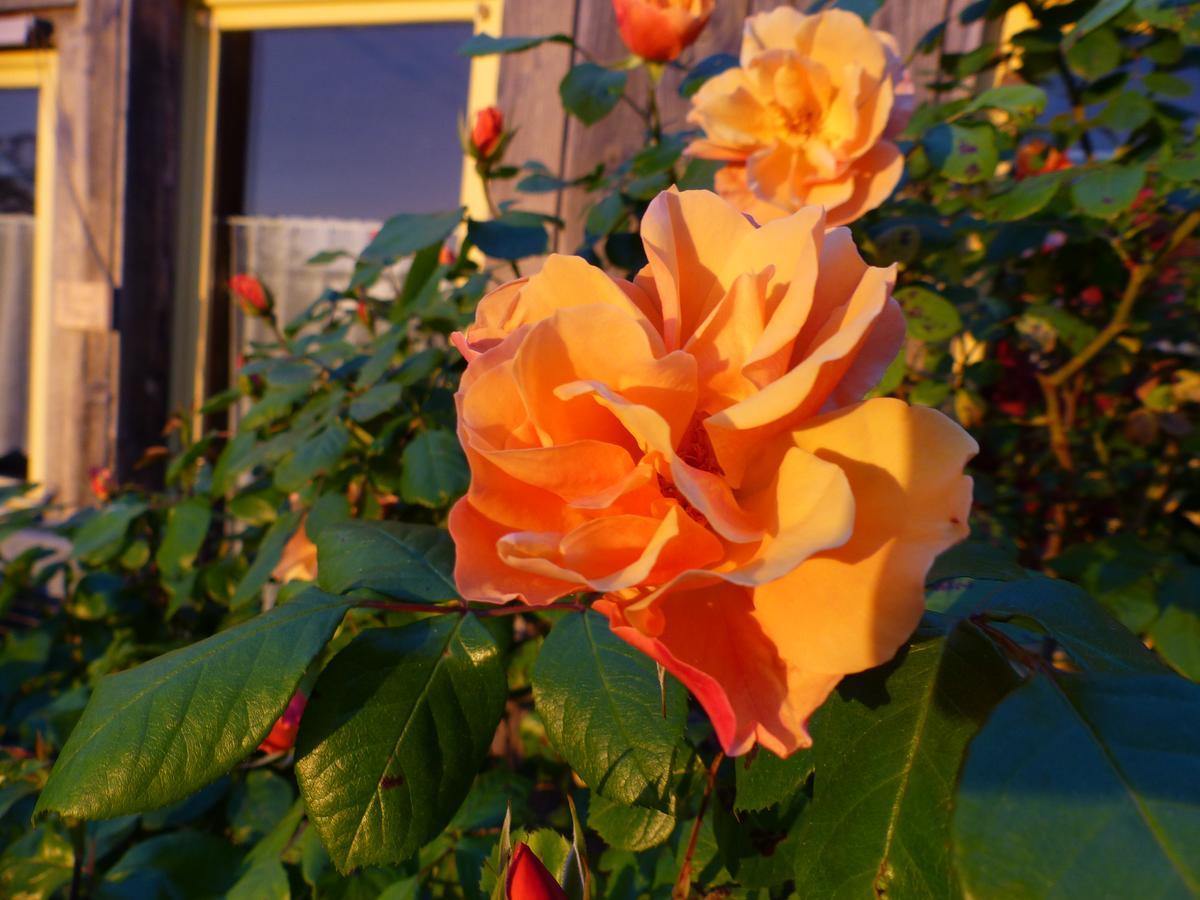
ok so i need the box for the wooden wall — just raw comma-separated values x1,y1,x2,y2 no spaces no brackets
494,0,985,252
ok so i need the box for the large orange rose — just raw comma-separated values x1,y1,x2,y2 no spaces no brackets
687,8,913,227
449,189,976,757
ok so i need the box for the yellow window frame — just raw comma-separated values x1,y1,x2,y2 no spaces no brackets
0,49,57,489
172,0,503,419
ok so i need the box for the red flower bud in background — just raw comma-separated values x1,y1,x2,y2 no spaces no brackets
506,843,567,900
230,274,272,318
356,299,373,329
612,0,713,63
258,691,307,754
439,243,457,267
1015,139,1071,180
1079,286,1103,307
471,106,504,159
88,467,115,502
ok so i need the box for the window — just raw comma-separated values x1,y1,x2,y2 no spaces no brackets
173,0,502,418
0,50,56,487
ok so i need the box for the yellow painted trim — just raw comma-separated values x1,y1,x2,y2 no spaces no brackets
209,0,487,30
175,0,500,420
0,50,57,488
170,13,221,424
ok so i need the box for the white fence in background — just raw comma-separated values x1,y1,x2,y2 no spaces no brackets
0,213,33,459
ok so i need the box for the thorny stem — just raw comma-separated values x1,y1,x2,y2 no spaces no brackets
1038,209,1200,475
359,599,586,618
480,174,524,280
673,751,724,900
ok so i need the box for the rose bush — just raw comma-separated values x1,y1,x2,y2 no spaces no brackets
8,1,1200,898
452,188,975,755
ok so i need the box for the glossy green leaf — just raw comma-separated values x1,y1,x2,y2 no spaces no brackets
467,216,550,261
1071,0,1132,41
533,611,687,810
968,576,1165,674
1067,27,1123,79
296,615,506,872
99,831,244,899
560,63,627,125
896,286,963,341
954,673,1200,898
794,623,1019,899
350,382,403,423
735,745,814,813
987,171,1064,221
458,33,572,56
72,498,148,565
1071,165,1146,218
965,83,1047,115
316,520,458,602
924,123,998,183
155,497,211,576
230,508,304,609
589,795,676,852
35,589,350,821
274,421,349,492
360,209,463,264
1149,564,1200,680
401,429,469,508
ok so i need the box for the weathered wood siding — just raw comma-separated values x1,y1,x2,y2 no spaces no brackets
495,0,985,252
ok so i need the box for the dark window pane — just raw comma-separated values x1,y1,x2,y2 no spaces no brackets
0,88,37,214
242,23,473,219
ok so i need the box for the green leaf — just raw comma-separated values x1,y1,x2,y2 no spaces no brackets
1067,27,1123,79
361,209,463,264
0,827,75,898
72,498,148,565
400,429,469,508
924,123,998,183
953,576,1164,674
987,171,1064,221
230,508,304,609
794,623,1019,899
927,541,1027,584
350,382,403,423
274,422,349,492
1022,304,1099,354
1070,0,1132,42
1149,564,1200,680
35,589,350,821
305,491,351,543
896,286,963,341
458,33,572,56
964,84,1047,116
296,615,506,872
1099,90,1155,130
1071,165,1146,218
211,431,259,496
467,216,549,261
560,63,627,125
954,673,1200,898
316,520,458,602
533,611,687,810
1163,143,1200,182
155,497,212,576
735,746,814,813
588,795,676,851
227,861,290,900
99,831,244,899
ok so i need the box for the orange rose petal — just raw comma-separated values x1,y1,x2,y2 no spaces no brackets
597,581,840,757
755,398,977,674
825,141,905,228
477,441,638,505
449,499,580,605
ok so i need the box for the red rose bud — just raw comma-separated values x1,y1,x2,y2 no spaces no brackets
439,243,457,267
612,0,713,63
230,274,272,318
88,467,115,502
258,691,307,754
1015,139,1071,180
471,106,504,159
506,843,567,900
356,299,373,329
1079,286,1103,307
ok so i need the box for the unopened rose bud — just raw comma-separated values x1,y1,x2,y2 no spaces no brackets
258,691,307,755
230,274,272,318
612,0,713,63
506,843,567,900
439,243,457,267
88,467,115,502
471,106,504,159
357,299,373,329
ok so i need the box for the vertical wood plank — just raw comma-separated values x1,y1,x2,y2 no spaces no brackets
488,0,578,227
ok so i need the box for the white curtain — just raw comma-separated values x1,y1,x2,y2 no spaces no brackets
0,213,33,462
